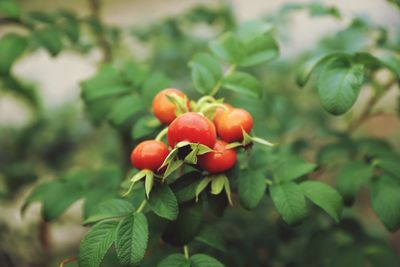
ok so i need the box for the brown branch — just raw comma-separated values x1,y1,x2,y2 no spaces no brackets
59,257,77,267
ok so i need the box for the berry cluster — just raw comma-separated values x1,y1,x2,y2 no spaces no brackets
127,88,271,200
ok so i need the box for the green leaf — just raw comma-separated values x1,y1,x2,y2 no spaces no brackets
239,35,279,67
170,172,202,203
236,20,273,42
209,32,244,64
378,154,400,179
369,175,400,231
148,185,178,220
270,182,307,225
189,53,222,94
83,199,135,225
238,170,266,209
222,71,262,98
211,175,225,195
115,213,149,266
0,0,21,18
300,181,343,222
0,34,27,74
131,115,161,139
42,182,82,221
21,182,54,213
33,27,63,56
335,161,373,201
195,226,227,252
108,94,145,125
83,189,115,219
121,61,149,89
191,254,224,267
58,11,80,43
296,53,343,87
81,65,129,101
78,220,118,267
317,57,364,115
142,72,171,105
195,177,212,201
272,155,316,182
162,201,203,246
144,171,154,198
158,254,190,267
374,50,400,79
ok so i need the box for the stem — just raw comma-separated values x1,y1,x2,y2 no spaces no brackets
59,257,77,267
155,127,168,141
183,245,190,259
136,199,147,213
196,95,216,108
209,64,237,96
199,103,227,114
265,178,273,185
88,0,112,63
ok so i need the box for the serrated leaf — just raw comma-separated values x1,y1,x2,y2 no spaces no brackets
272,155,317,182
369,175,400,231
162,201,203,246
222,71,262,98
191,254,224,267
158,254,190,267
300,181,343,222
317,56,364,115
238,170,266,209
83,189,116,220
336,161,373,201
270,182,307,225
78,220,118,267
115,213,148,266
148,186,178,220
83,198,135,225
0,33,27,74
108,94,145,125
209,32,244,64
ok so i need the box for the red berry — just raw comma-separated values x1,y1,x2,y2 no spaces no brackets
216,108,253,142
130,140,169,172
198,140,237,174
152,88,190,125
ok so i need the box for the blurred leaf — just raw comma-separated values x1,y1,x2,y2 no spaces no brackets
83,189,116,219
222,71,262,98
171,171,202,203
21,182,53,213
108,94,145,125
142,72,171,105
300,181,343,222
81,65,129,101
189,53,222,94
41,181,82,221
28,11,54,23
162,201,203,246
191,254,224,267
83,198,135,225
318,56,364,115
336,161,373,202
122,61,149,88
369,175,400,231
0,33,27,74
238,170,266,209
270,182,307,225
148,185,178,220
378,153,400,178
131,115,161,139
239,35,278,67
195,226,227,252
78,220,118,267
236,20,273,42
0,0,20,18
272,154,316,182
330,246,365,267
33,27,63,56
158,254,190,267
115,213,148,266
209,32,244,64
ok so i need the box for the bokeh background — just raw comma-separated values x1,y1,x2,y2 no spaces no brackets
0,0,399,266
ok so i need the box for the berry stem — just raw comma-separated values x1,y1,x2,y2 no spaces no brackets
155,127,168,141
136,199,147,213
183,245,190,259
